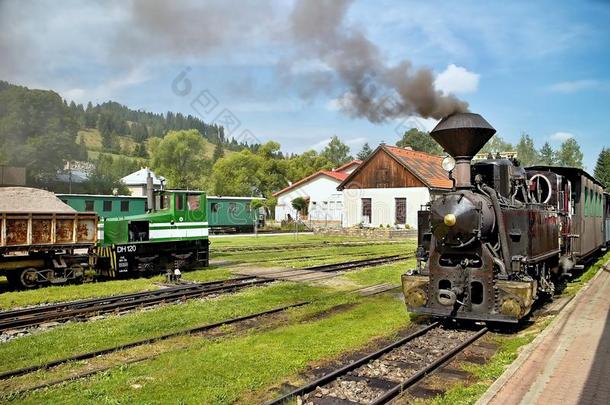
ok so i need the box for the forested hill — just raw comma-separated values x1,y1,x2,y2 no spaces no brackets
0,80,251,186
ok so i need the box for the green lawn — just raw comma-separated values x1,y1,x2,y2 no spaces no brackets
5,294,410,404
0,267,233,310
0,236,414,310
0,234,418,403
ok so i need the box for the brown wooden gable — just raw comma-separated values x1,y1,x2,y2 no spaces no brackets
340,147,426,189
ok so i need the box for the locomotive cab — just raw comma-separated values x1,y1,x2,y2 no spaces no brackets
93,190,210,278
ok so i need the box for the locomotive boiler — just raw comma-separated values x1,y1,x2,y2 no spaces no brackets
402,113,562,323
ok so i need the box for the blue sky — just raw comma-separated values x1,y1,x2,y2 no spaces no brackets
1,0,609,169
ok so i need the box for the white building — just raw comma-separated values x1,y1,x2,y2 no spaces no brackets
120,168,165,197
273,160,361,223
338,145,451,229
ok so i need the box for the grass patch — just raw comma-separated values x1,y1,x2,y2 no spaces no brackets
210,233,414,248
0,282,326,374
217,242,414,268
0,267,232,310
10,294,410,404
563,251,610,296
341,259,416,287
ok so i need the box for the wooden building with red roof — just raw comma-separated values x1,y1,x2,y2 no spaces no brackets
337,145,451,228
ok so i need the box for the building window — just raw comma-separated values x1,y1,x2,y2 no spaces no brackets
103,200,112,212
85,200,94,211
211,202,219,213
395,198,406,224
120,200,129,212
361,198,372,224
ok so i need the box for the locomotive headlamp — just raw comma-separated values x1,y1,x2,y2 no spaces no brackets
444,213,457,227
441,156,456,172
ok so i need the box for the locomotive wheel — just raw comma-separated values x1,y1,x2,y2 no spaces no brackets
19,268,40,289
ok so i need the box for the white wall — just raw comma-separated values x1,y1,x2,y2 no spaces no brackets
342,187,431,229
275,176,343,221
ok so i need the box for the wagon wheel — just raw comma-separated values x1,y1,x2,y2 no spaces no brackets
19,268,39,289
66,264,84,284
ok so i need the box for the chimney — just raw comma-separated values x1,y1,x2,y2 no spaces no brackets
146,170,155,211
430,113,496,188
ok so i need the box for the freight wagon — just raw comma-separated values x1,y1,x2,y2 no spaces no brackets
0,188,98,288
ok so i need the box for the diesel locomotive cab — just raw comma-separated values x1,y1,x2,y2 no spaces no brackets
402,113,552,323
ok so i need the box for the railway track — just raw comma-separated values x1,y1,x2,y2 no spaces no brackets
0,255,411,333
0,283,400,396
214,240,410,253
0,277,270,333
267,323,488,405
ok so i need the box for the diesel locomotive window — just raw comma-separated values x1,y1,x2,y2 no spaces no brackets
103,200,112,212
175,194,184,211
211,202,219,213
85,200,94,211
159,194,170,210
120,201,129,212
187,195,200,211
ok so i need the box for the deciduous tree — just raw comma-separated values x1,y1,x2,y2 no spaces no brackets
396,128,443,155
515,133,539,166
556,138,584,168
149,129,207,188
479,135,514,156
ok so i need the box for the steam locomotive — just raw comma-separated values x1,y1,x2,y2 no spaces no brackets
402,113,610,323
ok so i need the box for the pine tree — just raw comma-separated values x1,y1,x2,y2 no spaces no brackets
321,135,352,166
212,142,225,162
357,143,373,160
594,148,610,188
539,142,556,165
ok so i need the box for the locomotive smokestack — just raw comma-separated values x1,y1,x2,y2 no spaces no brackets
430,113,496,188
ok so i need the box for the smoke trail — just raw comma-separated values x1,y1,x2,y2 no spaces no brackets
289,0,469,121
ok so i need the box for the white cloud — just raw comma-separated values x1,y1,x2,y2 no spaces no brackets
434,64,480,94
547,80,599,93
325,98,342,112
345,137,367,147
549,132,574,142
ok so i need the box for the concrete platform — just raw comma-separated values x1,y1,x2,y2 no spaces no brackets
478,262,610,405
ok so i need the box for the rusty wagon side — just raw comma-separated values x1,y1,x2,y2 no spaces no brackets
0,211,98,288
